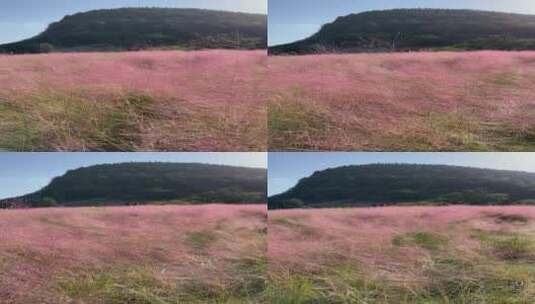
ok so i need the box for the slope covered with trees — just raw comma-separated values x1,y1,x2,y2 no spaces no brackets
0,8,267,54
269,9,535,55
4,162,267,208
269,164,535,209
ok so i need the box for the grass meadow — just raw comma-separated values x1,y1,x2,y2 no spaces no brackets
0,204,267,304
268,51,535,151
2,203,534,303
268,206,535,303
0,50,267,151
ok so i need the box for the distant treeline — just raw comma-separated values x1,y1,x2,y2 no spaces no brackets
269,9,535,55
269,164,535,209
2,162,267,208
0,8,267,54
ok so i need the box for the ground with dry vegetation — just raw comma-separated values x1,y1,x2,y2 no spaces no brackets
0,204,267,304
268,206,535,303
0,50,267,151
268,51,535,151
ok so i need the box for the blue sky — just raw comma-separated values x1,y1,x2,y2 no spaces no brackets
268,153,535,196
0,0,267,44
0,152,267,199
269,0,535,46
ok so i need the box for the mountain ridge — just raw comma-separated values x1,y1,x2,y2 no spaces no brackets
269,8,535,55
0,7,267,54
269,164,535,209
0,162,267,209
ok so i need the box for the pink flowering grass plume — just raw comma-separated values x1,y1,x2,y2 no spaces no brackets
0,204,267,304
268,206,535,303
268,51,535,151
0,50,268,151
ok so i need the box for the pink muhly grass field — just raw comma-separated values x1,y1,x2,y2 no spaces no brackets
268,206,535,302
0,50,266,102
269,206,535,263
0,50,268,151
0,204,267,303
268,51,535,151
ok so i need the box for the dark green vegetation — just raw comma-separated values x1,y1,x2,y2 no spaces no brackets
269,164,535,209
269,9,535,55
2,163,266,208
0,8,267,54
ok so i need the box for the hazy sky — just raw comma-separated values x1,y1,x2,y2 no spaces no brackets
268,153,535,196
269,0,535,46
0,152,266,199
0,0,267,44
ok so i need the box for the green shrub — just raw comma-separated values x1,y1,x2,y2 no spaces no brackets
185,230,217,250
393,232,448,250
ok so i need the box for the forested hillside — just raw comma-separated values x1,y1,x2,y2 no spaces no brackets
269,164,535,209
2,162,267,208
0,8,267,53
269,9,535,54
